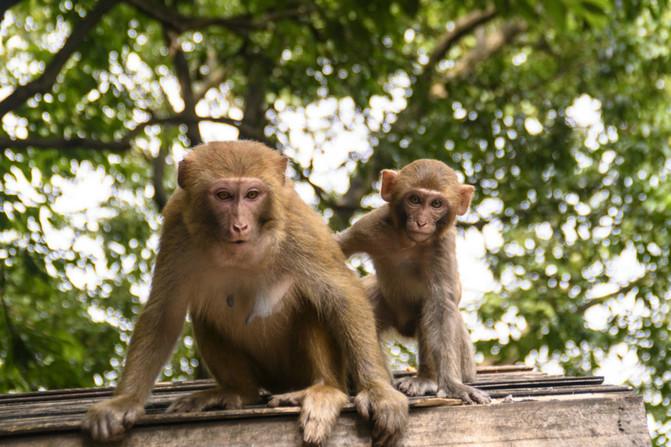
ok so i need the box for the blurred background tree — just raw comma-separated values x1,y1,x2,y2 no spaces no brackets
1,0,670,444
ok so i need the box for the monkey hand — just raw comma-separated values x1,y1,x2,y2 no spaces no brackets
396,375,438,396
354,381,408,447
437,380,491,405
167,388,250,413
82,395,144,442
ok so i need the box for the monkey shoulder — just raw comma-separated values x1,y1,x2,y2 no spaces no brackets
348,207,396,252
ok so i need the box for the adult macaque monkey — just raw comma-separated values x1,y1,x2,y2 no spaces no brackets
83,141,407,446
337,159,490,404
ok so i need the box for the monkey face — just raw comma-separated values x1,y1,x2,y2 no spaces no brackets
401,188,450,242
380,160,475,243
207,177,271,246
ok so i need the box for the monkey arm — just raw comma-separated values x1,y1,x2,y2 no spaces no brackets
420,288,462,390
334,227,362,257
307,269,408,445
83,237,190,441
419,236,490,404
114,285,188,402
335,208,389,257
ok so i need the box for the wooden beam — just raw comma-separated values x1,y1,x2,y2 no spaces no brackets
0,394,650,447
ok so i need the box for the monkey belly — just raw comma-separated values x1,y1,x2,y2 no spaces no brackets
192,310,346,394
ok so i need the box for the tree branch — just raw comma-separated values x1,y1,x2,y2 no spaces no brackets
151,143,169,211
164,27,202,146
0,113,249,152
0,0,117,120
432,20,528,97
577,279,644,313
0,136,130,152
418,7,497,86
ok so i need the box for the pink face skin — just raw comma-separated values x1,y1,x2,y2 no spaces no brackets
402,188,449,243
207,177,269,246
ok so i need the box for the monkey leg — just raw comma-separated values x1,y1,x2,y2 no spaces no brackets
167,318,260,413
396,325,438,396
457,314,477,384
268,319,348,445
422,301,491,405
270,383,348,445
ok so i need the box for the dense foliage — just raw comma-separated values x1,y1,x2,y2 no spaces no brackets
1,0,669,443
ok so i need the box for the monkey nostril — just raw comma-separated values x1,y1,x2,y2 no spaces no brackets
417,221,427,228
233,223,249,233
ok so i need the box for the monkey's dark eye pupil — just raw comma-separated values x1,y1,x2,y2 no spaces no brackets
410,195,421,204
431,200,442,208
247,191,259,199
216,191,231,200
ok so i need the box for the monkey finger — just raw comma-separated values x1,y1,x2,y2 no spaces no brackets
122,407,140,429
268,390,305,408
461,393,475,405
107,412,127,440
353,391,372,420
471,390,491,404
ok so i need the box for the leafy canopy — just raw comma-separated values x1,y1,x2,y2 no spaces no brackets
1,0,670,444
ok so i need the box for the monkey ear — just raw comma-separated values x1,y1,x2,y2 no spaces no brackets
177,158,190,189
277,156,289,185
456,184,475,215
380,169,398,202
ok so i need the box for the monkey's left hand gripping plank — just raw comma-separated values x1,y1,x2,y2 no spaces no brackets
82,141,408,446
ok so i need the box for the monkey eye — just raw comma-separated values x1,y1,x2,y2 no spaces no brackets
245,190,260,200
431,199,443,208
408,195,421,205
215,190,232,201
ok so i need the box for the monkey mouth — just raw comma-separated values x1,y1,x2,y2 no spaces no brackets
407,230,433,242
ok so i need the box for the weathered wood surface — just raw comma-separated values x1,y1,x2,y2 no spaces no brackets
0,395,650,447
0,366,651,446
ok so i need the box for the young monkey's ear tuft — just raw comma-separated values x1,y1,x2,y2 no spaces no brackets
177,157,191,190
276,155,289,185
380,169,399,202
456,184,475,215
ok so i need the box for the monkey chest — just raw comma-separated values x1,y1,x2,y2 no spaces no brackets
373,257,430,297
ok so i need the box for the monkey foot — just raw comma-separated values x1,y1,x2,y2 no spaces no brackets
395,376,438,396
166,389,246,413
354,383,408,447
437,383,491,405
268,385,348,445
267,389,306,407
300,385,349,445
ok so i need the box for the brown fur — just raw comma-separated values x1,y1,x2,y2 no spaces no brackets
337,159,491,404
82,141,407,446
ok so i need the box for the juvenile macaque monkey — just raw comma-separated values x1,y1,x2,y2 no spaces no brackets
337,159,490,404
83,141,407,446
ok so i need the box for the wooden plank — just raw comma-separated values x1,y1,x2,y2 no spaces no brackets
0,378,621,425
0,394,650,447
0,365,537,404
0,373,587,406
0,385,634,436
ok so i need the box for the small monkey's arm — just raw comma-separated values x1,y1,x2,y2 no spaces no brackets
335,207,388,258
82,245,189,441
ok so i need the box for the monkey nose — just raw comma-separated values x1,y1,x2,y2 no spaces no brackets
416,221,427,228
232,223,249,233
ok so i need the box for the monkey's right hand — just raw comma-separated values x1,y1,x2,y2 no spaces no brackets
82,395,145,442
354,381,409,447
